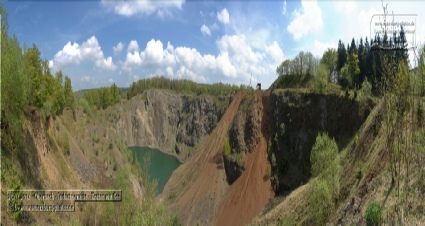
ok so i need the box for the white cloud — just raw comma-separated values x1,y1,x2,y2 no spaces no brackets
265,41,284,63
119,34,284,88
312,40,336,58
200,24,211,36
113,42,124,55
217,8,230,24
50,36,116,71
282,0,287,15
287,0,323,40
101,0,184,17
108,78,114,83
127,40,139,53
81,76,92,82
96,56,117,70
166,66,174,76
125,51,142,65
157,9,172,18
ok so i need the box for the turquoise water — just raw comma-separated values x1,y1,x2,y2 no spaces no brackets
130,146,181,194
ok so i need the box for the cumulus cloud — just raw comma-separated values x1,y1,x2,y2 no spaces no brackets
265,41,284,63
217,8,230,24
120,34,284,87
200,24,211,36
101,0,184,17
125,51,142,66
96,56,117,70
287,0,323,40
49,36,116,71
127,40,139,53
113,42,124,55
312,40,336,58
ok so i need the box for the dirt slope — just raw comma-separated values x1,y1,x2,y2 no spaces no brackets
216,89,274,226
161,93,244,225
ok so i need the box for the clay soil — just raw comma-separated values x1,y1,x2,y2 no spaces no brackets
162,90,274,225
216,89,274,226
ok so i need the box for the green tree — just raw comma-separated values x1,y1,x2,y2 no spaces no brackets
314,63,328,93
1,5,27,146
337,40,347,73
320,48,337,82
64,76,75,108
23,44,44,108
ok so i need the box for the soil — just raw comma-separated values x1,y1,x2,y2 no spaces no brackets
161,93,244,225
162,90,275,226
216,89,274,226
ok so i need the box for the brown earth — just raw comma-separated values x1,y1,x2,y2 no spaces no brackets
216,89,274,226
162,90,275,225
161,93,244,225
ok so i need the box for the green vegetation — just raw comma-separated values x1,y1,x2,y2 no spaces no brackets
309,133,340,224
63,133,70,156
365,202,383,225
1,4,75,151
314,63,328,93
83,83,123,110
310,179,333,225
127,76,252,99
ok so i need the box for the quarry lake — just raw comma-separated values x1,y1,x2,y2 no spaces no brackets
130,146,181,194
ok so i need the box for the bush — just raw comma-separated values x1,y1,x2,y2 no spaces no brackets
356,167,363,180
365,202,383,225
109,143,113,150
78,97,91,116
223,137,231,157
310,132,340,199
63,133,70,156
310,179,333,225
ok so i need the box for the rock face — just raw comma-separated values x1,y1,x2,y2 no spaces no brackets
115,89,227,162
267,90,373,193
223,92,261,184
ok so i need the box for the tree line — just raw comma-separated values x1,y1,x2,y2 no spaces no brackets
1,5,75,149
83,83,123,110
275,25,421,94
126,76,253,99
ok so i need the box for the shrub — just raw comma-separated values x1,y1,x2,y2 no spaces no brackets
310,179,333,225
63,133,70,156
365,202,383,225
109,143,113,150
78,97,91,115
310,132,340,199
356,167,363,180
265,164,272,180
223,137,231,157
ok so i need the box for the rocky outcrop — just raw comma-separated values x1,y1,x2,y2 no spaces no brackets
267,90,374,193
223,92,261,184
115,89,228,162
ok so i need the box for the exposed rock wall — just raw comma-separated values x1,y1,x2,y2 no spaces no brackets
115,89,228,162
267,90,373,193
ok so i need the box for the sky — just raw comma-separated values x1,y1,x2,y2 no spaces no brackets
5,0,425,91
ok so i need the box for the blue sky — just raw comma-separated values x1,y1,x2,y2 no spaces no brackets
5,0,425,91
